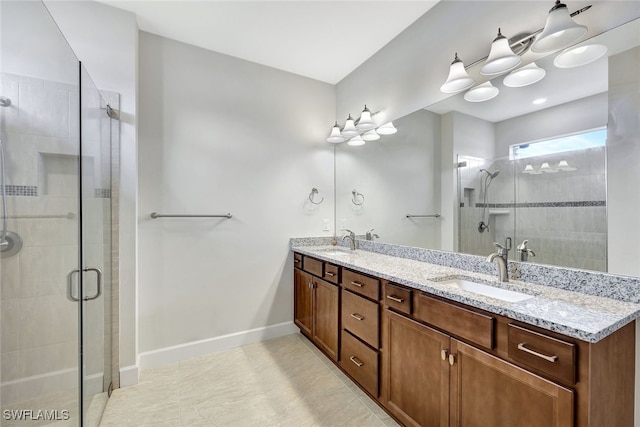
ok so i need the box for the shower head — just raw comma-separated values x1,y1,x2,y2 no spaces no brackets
480,168,500,179
0,97,11,107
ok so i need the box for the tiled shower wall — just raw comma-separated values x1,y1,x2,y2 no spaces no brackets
0,72,113,404
459,147,607,271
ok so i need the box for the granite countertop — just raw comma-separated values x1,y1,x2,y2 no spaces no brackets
293,245,640,343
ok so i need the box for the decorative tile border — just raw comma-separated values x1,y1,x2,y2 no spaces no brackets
1,185,38,196
95,188,111,198
475,201,606,208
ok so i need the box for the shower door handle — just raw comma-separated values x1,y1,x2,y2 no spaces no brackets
67,269,80,302
66,267,102,301
83,267,102,301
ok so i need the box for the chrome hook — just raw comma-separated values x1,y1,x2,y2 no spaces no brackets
352,189,365,206
308,187,324,205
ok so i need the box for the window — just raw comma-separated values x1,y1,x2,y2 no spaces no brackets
510,128,606,160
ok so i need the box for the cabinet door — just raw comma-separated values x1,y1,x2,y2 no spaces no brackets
313,278,339,361
450,339,574,427
294,269,313,337
383,310,450,427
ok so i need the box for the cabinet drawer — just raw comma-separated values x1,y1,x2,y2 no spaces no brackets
293,252,302,268
508,324,576,384
303,256,323,277
342,290,379,348
342,269,380,301
414,293,494,349
323,263,340,284
340,330,379,397
384,283,412,315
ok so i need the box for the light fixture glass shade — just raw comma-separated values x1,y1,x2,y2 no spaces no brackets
341,114,359,138
326,122,345,143
540,162,559,173
376,122,397,135
553,44,607,68
362,129,380,141
356,105,376,130
347,135,365,146
503,62,546,87
531,1,588,53
557,160,577,171
480,29,522,76
464,82,499,103
523,164,536,174
440,53,475,93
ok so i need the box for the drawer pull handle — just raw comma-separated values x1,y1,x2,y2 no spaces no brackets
448,354,456,366
308,282,314,289
350,281,364,287
350,313,364,321
294,259,301,263
441,349,448,361
517,343,558,363
349,356,364,367
387,295,404,303
326,272,336,277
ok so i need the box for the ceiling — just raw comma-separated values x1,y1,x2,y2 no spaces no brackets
96,0,439,84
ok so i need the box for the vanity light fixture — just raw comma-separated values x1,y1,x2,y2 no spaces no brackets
553,44,607,68
480,28,523,76
464,82,499,103
503,62,546,87
362,129,380,141
341,114,359,138
326,121,345,144
440,53,475,93
376,122,397,135
531,0,588,53
348,135,366,146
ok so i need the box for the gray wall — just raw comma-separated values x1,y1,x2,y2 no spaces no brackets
137,32,335,361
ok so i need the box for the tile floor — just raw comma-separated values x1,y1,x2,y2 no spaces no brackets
98,333,399,426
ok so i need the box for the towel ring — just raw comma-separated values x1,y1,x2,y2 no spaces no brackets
352,189,365,206
309,188,324,205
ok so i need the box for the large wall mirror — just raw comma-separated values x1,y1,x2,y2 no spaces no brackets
335,12,640,274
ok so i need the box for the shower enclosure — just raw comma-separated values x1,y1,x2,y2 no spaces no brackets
458,142,607,271
1,1,116,425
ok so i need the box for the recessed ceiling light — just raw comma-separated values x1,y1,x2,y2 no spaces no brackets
533,98,547,105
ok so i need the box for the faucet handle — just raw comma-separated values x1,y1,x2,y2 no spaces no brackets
493,242,508,256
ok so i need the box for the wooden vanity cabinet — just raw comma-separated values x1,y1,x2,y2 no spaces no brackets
293,255,339,360
293,253,635,427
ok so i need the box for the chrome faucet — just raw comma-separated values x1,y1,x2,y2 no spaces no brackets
486,242,509,282
342,229,357,251
516,239,536,262
365,229,380,241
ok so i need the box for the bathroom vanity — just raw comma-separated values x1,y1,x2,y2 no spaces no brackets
292,242,639,427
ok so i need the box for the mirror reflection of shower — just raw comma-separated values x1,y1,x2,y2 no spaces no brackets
0,96,23,257
478,168,500,233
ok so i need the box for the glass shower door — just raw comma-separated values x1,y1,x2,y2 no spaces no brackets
79,65,112,426
1,0,82,424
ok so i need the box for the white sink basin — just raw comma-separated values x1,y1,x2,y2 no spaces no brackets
317,248,351,256
440,278,533,303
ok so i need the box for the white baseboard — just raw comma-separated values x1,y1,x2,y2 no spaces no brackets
138,321,298,371
119,365,140,387
1,369,104,405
